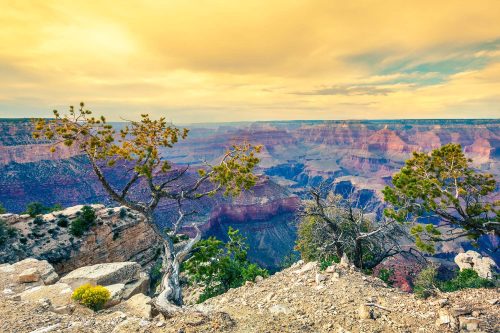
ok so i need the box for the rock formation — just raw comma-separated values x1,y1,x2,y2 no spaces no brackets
454,250,498,279
0,205,161,274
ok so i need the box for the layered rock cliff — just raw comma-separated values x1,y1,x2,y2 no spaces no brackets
0,205,161,274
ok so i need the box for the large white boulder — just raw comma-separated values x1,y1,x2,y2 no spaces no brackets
454,250,497,279
60,262,141,289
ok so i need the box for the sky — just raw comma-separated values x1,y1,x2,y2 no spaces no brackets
1,0,499,122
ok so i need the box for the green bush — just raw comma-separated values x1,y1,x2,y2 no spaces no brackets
440,269,493,292
183,227,269,303
319,256,340,271
71,284,110,311
119,208,127,219
69,206,96,237
24,202,62,217
0,203,6,214
33,216,45,226
57,217,69,228
414,266,438,299
378,268,395,286
0,220,17,246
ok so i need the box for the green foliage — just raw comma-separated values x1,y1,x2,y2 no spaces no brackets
0,219,17,246
119,208,127,219
149,260,163,290
0,203,6,214
33,216,45,226
414,266,438,299
24,202,63,217
69,206,96,237
57,217,69,228
183,227,269,303
71,284,110,311
383,143,499,252
377,268,395,286
440,269,494,292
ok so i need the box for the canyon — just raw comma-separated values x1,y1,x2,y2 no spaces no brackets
0,119,499,268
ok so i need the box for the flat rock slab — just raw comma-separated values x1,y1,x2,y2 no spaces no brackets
60,262,141,289
20,283,73,307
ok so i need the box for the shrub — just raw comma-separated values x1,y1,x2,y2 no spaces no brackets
319,256,340,271
378,268,395,286
119,208,127,219
183,227,269,303
69,206,96,237
24,202,63,217
0,220,17,245
440,269,494,292
33,216,45,226
71,284,110,311
414,266,438,299
0,203,6,214
57,217,69,228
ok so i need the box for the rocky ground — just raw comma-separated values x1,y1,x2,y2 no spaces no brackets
1,259,498,333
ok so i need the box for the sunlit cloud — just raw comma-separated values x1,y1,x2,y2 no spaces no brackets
0,0,499,122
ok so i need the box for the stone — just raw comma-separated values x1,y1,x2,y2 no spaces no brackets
454,250,497,279
340,253,350,267
315,273,326,285
20,283,73,307
255,275,264,283
52,304,75,315
459,317,482,331
435,309,456,328
28,324,61,333
122,272,149,299
121,293,152,319
358,304,373,320
325,265,336,273
60,262,141,289
269,304,290,314
105,283,126,307
293,261,317,275
18,268,41,283
486,298,498,305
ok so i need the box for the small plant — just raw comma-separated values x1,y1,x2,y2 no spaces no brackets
440,269,494,292
24,202,62,217
319,255,340,271
414,266,438,299
69,206,96,237
33,216,45,226
0,203,6,214
19,237,28,244
119,208,127,219
378,268,395,286
57,217,69,228
0,220,17,245
71,284,110,311
107,209,114,216
112,232,120,241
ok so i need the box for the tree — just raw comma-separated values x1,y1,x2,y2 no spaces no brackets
296,184,416,269
33,103,261,311
0,203,6,214
383,143,499,252
24,202,62,217
183,227,268,302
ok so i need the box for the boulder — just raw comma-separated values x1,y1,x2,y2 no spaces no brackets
18,268,41,283
0,258,59,291
122,272,149,300
105,283,127,307
60,262,141,289
121,293,152,319
454,251,497,279
20,283,73,307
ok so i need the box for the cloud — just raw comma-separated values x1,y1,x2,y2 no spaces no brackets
0,0,499,121
293,85,393,96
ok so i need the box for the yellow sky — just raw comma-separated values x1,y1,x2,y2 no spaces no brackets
1,0,499,122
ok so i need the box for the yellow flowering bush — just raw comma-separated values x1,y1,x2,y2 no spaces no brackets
71,284,110,311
